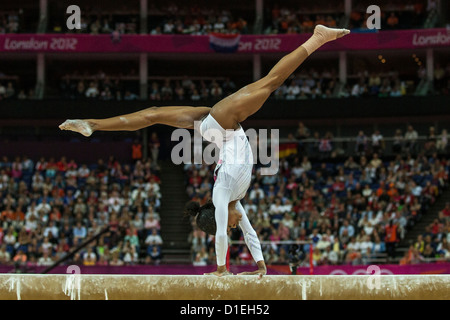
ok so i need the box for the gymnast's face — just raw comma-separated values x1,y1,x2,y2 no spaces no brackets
227,208,242,233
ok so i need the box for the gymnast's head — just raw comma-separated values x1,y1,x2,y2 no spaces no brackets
184,200,242,235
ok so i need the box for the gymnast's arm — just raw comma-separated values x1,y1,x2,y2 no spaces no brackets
235,201,267,277
205,185,233,276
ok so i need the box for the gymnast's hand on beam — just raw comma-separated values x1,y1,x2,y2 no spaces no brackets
204,265,233,277
237,261,267,279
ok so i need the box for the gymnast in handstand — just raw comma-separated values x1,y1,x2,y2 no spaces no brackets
60,25,350,277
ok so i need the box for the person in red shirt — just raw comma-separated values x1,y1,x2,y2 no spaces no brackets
441,203,450,218
189,170,202,188
56,156,68,172
132,140,143,160
430,219,443,235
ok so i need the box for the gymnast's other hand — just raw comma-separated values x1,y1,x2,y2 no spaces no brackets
237,261,267,279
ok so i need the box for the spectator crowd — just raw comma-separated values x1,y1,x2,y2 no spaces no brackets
3,61,448,102
348,1,428,30
0,122,448,270
184,123,450,268
0,79,36,101
58,71,140,101
52,63,450,102
264,3,343,35
0,152,164,270
401,201,450,264
149,6,249,35
0,0,442,35
56,73,239,102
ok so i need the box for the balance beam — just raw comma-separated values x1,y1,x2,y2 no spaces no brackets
0,274,448,300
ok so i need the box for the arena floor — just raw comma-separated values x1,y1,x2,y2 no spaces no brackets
0,274,448,300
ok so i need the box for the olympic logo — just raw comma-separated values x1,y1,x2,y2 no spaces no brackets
329,268,394,275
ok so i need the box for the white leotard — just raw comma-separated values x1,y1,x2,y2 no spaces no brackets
199,114,264,266
200,113,253,200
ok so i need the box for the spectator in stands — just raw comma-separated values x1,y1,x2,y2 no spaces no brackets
124,90,138,101
0,245,11,265
424,126,438,155
13,250,27,269
147,245,162,265
386,12,400,29
404,125,419,154
318,132,333,159
149,82,161,101
392,129,404,154
436,129,448,152
440,203,450,222
73,221,87,246
0,82,6,99
355,130,369,156
109,252,124,266
371,130,384,154
385,220,399,260
4,82,15,99
149,132,160,165
248,183,264,202
85,82,100,98
339,220,355,239
145,228,163,252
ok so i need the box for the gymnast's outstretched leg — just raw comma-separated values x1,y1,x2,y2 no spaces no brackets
209,25,350,130
59,106,211,136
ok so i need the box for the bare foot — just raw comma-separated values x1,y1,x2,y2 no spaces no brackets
59,119,93,137
314,24,350,43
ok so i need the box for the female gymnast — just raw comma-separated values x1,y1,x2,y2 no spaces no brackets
59,25,350,277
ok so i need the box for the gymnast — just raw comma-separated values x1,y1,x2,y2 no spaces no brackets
59,25,350,277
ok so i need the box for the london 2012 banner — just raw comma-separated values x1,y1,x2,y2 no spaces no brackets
0,28,449,53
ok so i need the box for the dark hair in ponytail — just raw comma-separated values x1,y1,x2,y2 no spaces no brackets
184,200,216,235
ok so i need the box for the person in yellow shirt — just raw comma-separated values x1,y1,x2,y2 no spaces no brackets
414,235,425,253
82,247,97,266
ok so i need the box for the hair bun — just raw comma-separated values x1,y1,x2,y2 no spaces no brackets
184,201,200,217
